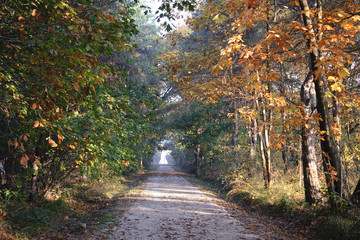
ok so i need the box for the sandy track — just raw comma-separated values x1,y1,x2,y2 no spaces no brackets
103,165,277,240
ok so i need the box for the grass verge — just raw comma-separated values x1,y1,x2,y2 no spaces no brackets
179,168,360,240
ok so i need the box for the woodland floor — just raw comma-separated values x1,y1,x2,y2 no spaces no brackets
74,165,306,240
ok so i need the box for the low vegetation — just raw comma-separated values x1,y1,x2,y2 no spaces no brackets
0,171,148,239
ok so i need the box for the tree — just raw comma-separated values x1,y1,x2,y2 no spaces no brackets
301,73,322,203
0,0,164,197
160,0,360,205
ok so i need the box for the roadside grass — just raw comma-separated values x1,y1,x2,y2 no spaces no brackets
0,171,149,239
227,169,306,214
179,167,360,240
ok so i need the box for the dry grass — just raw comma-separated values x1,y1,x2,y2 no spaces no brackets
226,169,305,213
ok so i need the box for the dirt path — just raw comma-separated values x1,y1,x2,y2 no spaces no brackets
94,165,284,240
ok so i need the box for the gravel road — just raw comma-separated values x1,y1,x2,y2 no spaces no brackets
106,165,279,240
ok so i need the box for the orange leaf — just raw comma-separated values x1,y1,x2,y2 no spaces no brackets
19,143,25,152
20,155,29,167
14,141,19,149
48,138,58,148
341,22,354,31
33,121,40,128
31,9,37,17
31,103,37,110
57,134,64,143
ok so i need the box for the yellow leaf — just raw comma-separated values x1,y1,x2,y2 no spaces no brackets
323,25,334,31
327,76,336,82
69,144,76,149
330,82,343,92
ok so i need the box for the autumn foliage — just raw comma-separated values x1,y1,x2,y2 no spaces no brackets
161,0,360,205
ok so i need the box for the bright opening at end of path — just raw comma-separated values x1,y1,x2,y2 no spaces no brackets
159,151,170,164
152,150,174,165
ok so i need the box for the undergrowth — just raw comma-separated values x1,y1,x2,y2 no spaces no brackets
185,167,360,240
0,190,70,239
0,172,146,239
228,171,360,239
227,170,305,214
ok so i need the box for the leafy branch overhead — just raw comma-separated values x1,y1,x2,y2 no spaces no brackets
0,0,164,197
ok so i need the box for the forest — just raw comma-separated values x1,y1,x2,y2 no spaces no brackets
1,0,360,239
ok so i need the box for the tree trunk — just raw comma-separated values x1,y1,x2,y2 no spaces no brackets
232,99,240,168
247,118,258,163
299,0,342,197
194,144,201,178
301,73,322,203
281,112,288,173
280,65,288,173
259,130,271,188
258,100,271,188
332,96,350,199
